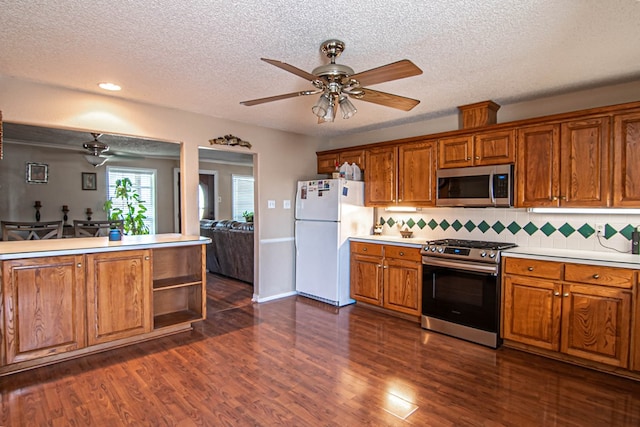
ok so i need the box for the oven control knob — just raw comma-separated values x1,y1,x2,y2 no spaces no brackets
431,247,437,252
480,251,487,257
437,247,444,253
489,252,496,258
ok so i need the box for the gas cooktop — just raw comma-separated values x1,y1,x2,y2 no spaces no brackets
421,239,517,263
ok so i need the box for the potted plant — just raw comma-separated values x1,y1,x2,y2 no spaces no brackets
104,177,150,235
242,211,254,223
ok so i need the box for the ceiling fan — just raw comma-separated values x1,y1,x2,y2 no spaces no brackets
240,39,423,123
82,133,110,167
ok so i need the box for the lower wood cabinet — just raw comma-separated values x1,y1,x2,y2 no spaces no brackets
86,250,152,346
0,241,206,374
503,258,633,369
2,255,86,364
350,242,422,317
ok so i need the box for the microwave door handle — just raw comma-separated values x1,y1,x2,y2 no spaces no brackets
489,170,496,205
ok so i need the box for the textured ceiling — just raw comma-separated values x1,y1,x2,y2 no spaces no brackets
1,0,640,138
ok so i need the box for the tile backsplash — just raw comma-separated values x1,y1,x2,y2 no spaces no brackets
376,207,640,254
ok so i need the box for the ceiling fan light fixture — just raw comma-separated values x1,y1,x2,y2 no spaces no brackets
321,97,336,122
339,96,357,119
84,154,108,167
312,94,331,118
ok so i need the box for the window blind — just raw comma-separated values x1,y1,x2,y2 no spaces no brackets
232,175,254,221
106,166,156,233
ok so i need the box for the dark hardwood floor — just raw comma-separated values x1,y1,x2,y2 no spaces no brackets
2,274,640,426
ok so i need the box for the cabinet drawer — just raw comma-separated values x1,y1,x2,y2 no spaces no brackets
350,241,383,256
564,263,634,289
504,258,563,280
384,245,422,262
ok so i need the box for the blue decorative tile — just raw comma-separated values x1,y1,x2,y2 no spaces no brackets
577,223,595,238
464,220,476,232
452,220,463,231
417,218,427,229
604,224,617,240
428,219,438,230
523,222,538,236
540,222,556,236
492,221,505,234
440,219,450,230
507,221,521,235
477,220,490,233
558,223,575,237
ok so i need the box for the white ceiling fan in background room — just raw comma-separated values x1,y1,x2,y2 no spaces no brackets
240,39,424,123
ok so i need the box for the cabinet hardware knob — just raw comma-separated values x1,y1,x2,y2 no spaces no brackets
145,256,150,260
554,291,560,296
383,266,388,269
528,266,534,271
467,157,472,160
399,251,404,256
363,247,367,251
377,264,382,268
592,274,599,279
552,196,558,201
563,293,569,297
77,263,82,268
475,156,480,160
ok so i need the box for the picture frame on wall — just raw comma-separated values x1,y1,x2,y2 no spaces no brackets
26,162,48,184
82,172,97,190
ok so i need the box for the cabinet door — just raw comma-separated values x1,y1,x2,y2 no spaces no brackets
365,146,397,206
438,135,473,168
86,250,152,345
350,253,383,305
633,280,640,372
398,140,437,206
516,124,561,207
613,110,640,206
2,255,86,364
474,129,516,166
383,257,422,316
317,152,339,174
560,117,611,207
560,283,631,368
339,149,366,170
502,275,561,351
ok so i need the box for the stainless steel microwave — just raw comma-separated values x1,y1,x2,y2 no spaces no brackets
436,164,514,207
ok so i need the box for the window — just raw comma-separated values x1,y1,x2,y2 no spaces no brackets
232,175,254,221
106,166,157,233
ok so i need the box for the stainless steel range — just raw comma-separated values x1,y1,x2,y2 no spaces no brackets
420,239,516,348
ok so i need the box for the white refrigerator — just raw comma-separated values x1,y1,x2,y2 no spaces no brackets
295,178,373,306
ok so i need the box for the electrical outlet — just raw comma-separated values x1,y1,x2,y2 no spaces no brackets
595,223,605,235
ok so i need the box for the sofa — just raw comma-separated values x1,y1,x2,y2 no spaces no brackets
200,219,254,284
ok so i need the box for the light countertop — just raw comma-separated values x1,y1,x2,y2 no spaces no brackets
0,234,210,260
350,235,425,248
503,246,640,269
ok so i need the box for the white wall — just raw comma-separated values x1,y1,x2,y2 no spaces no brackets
0,76,324,301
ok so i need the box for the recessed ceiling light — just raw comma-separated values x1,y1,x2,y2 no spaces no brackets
98,82,121,91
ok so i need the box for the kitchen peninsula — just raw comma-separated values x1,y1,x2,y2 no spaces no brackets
0,234,208,376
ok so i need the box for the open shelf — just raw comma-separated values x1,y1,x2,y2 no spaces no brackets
154,310,202,329
153,275,202,291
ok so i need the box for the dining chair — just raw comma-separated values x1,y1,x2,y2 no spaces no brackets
73,220,124,237
1,220,64,241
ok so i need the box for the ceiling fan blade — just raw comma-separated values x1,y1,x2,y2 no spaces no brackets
261,58,317,81
358,88,420,111
240,90,316,106
347,60,422,87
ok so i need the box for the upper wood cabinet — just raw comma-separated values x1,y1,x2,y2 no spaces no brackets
317,148,366,174
613,110,640,206
2,255,86,364
86,250,152,346
516,117,610,207
365,140,437,207
438,129,515,169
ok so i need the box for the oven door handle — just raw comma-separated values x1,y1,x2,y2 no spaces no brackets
422,257,499,275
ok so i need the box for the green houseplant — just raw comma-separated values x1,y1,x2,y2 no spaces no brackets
104,177,150,235
242,211,254,222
